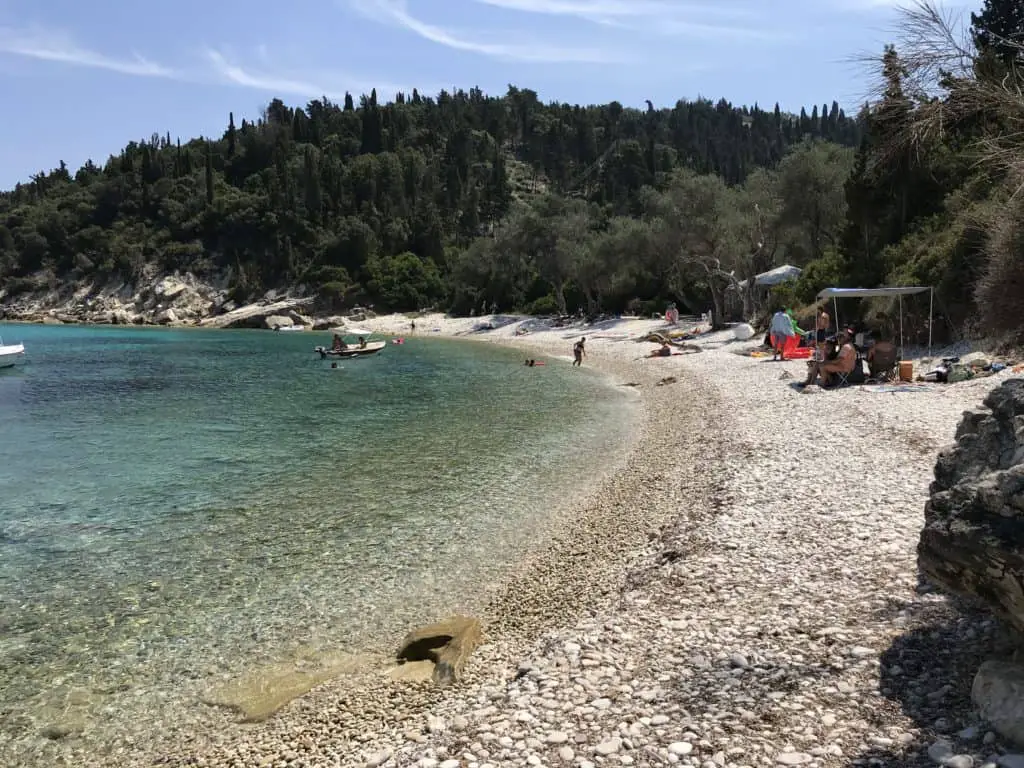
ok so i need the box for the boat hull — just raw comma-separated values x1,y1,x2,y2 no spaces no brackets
0,344,25,368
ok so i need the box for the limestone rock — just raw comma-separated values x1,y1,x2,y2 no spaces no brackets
264,315,294,330
155,308,178,325
287,310,312,327
396,615,483,685
198,298,315,329
918,379,1024,636
973,661,1024,747
153,277,188,301
313,315,347,331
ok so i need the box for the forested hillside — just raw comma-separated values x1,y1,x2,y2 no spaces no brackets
0,0,1020,342
0,85,861,315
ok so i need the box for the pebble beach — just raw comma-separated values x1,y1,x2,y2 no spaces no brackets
38,315,1024,768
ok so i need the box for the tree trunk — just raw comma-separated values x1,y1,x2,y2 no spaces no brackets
553,281,567,315
710,285,726,330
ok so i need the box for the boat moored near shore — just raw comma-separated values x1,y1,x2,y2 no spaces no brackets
0,338,25,368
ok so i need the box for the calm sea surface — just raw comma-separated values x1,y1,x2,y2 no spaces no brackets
0,323,637,760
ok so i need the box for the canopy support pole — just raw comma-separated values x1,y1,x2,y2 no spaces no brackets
928,287,934,357
899,294,904,359
833,296,839,334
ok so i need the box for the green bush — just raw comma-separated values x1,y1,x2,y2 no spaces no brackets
524,295,559,315
318,281,350,311
365,251,445,311
792,248,847,305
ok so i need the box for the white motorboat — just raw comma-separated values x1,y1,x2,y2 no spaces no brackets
314,328,386,359
0,337,25,368
275,325,307,332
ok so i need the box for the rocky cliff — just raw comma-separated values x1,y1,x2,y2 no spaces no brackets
919,378,1024,636
0,272,361,330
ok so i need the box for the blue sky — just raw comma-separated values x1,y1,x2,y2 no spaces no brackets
0,0,972,188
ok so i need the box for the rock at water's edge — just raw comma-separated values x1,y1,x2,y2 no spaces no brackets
264,315,294,330
395,615,483,685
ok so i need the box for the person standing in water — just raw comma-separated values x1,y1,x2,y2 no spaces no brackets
573,337,586,367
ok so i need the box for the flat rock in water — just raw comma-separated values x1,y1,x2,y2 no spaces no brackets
395,615,483,685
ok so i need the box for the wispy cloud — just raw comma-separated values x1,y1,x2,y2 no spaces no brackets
204,49,413,99
468,0,777,40
205,49,340,98
348,0,619,62
0,26,176,77
0,25,407,100
829,0,969,10
471,0,751,22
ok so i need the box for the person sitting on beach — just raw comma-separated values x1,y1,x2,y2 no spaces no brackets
331,334,346,351
572,337,586,367
799,329,856,387
650,342,672,357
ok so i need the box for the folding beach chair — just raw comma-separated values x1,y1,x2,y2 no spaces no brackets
829,358,866,388
868,342,898,382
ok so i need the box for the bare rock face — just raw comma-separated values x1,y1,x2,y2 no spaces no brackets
395,615,483,685
313,316,347,331
918,379,1024,636
264,314,294,330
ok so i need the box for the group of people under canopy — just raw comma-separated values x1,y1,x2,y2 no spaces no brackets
768,306,898,388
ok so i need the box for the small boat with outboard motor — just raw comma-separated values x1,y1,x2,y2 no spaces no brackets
314,328,386,359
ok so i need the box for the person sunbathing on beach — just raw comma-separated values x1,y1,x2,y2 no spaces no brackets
649,342,672,357
799,329,855,387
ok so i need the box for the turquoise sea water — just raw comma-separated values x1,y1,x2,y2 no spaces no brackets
0,323,637,760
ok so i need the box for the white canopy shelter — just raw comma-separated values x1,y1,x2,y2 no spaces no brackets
754,264,802,287
815,286,933,357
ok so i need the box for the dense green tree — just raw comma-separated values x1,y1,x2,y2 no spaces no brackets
971,0,1024,65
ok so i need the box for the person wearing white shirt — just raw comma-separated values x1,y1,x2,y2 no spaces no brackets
769,309,795,361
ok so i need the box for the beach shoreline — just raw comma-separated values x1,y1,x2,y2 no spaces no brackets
24,313,1024,768
70,314,713,767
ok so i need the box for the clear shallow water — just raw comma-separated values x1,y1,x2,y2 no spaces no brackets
0,323,636,756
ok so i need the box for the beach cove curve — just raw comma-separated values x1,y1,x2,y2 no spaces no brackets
0,323,641,767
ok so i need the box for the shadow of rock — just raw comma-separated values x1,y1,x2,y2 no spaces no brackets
848,598,1018,765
